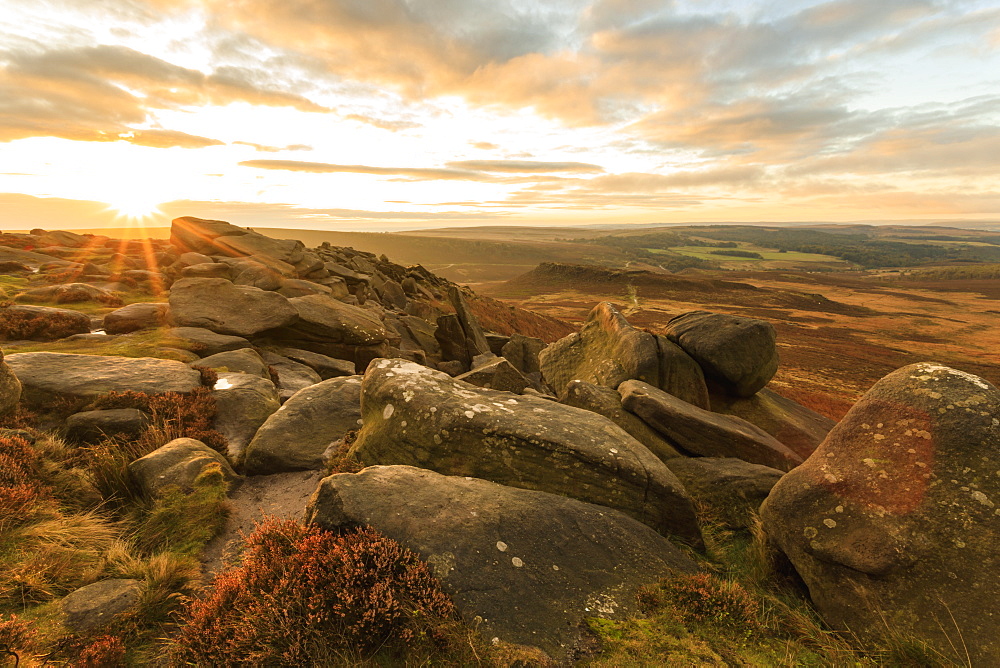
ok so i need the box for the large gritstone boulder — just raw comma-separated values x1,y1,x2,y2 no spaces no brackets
710,388,835,460
665,311,778,397
348,359,702,546
539,302,709,407
620,380,803,472
128,437,238,498
760,363,1000,665
268,295,391,369
0,304,91,340
0,349,22,416
306,465,699,661
164,327,251,356
242,376,362,474
103,302,170,334
168,278,299,337
211,373,280,463
4,353,201,403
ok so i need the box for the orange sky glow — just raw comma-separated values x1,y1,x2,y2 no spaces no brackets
2,0,999,232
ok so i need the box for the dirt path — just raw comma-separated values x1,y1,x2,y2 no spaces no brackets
201,470,325,580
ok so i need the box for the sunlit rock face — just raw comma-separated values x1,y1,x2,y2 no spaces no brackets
761,363,1000,665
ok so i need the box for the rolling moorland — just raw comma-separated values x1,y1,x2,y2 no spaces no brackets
0,218,998,666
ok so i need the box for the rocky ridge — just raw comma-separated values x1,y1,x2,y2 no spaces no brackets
0,219,994,663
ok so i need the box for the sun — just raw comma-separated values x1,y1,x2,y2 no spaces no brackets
105,193,164,220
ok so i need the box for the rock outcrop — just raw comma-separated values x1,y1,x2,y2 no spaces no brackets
128,437,238,498
665,311,778,397
211,373,281,462
168,277,299,337
306,465,699,661
349,359,702,546
710,387,835,460
760,363,1000,665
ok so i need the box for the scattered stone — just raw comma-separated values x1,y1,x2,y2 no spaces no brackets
5,352,202,402
269,347,355,379
349,359,702,546
103,302,170,334
128,437,238,498
665,311,778,397
760,363,1000,665
212,372,280,464
168,277,299,337
306,465,700,661
666,457,783,529
61,579,143,633
64,408,151,443
242,376,363,474
620,380,803,471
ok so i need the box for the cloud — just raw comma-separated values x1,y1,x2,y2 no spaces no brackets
233,141,313,152
344,114,422,131
238,159,485,180
0,43,326,144
470,141,499,150
446,160,603,173
122,129,224,148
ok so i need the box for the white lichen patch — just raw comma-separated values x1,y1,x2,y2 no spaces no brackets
823,519,837,528
972,491,995,508
511,557,524,568
383,404,395,419
464,410,475,418
586,593,618,615
496,541,508,552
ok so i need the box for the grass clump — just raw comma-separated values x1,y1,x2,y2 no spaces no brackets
170,519,461,666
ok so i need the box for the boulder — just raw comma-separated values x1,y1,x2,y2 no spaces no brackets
276,278,331,298
213,234,305,266
164,327,251,356
654,335,711,409
64,408,151,443
180,262,231,279
168,277,299,337
0,349,22,416
455,357,533,393
760,363,1000,665
449,285,491,358
268,294,391,368
435,314,472,367
242,375,362,474
231,260,283,291
306,465,699,661
0,304,91,340
212,373,280,463
349,359,702,546
620,380,803,471
398,315,440,359
666,457,783,530
5,353,202,403
128,437,238,498
710,387,835,460
500,333,545,376
561,380,681,462
195,348,269,379
61,579,143,633
15,283,120,305
103,302,170,334
665,311,778,397
269,347,355,379
170,216,251,255
260,351,322,393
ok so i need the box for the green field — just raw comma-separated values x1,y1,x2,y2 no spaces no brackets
653,246,846,265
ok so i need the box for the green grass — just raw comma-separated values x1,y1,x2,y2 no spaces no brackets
662,246,844,264
3,328,195,360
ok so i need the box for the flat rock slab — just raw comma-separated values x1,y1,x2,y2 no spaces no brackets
168,277,299,337
761,363,1000,665
61,579,143,632
5,352,202,402
710,387,835,460
349,359,702,546
306,465,699,661
620,380,803,471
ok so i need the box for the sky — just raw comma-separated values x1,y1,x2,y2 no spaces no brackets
2,0,1000,232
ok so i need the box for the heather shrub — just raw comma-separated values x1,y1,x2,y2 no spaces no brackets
652,572,761,629
68,635,127,668
87,388,227,453
0,436,48,528
170,520,458,666
0,306,88,341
